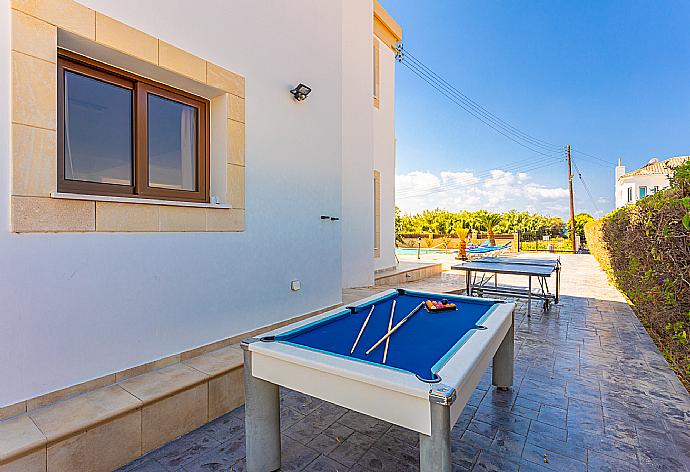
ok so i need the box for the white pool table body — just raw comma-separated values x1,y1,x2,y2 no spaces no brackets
245,289,515,437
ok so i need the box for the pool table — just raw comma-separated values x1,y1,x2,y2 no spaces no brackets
241,289,515,472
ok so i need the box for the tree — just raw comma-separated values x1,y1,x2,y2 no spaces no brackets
546,216,566,234
454,224,470,259
394,208,574,240
569,213,594,240
394,206,406,246
479,213,502,246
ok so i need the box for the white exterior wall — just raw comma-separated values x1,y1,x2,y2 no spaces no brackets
341,0,375,288
0,0,360,406
614,162,626,208
373,38,397,271
615,174,670,208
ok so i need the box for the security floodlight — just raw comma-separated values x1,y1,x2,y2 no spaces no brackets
290,83,311,101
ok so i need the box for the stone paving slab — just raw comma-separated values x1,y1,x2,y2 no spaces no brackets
118,255,690,472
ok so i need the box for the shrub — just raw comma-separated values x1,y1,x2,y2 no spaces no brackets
586,161,690,390
584,219,611,274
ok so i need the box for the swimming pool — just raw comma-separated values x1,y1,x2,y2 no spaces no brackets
396,248,457,255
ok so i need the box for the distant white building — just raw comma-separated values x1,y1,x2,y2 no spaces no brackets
615,156,689,208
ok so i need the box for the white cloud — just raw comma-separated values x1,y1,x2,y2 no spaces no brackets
524,186,569,200
396,169,571,216
439,171,480,186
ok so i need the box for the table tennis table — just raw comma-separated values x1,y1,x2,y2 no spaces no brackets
451,256,560,317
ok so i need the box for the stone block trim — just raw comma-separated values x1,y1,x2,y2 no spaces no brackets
374,263,443,286
28,385,140,444
0,416,46,465
0,301,340,422
94,12,158,64
11,196,95,232
0,298,337,438
10,0,246,233
182,346,245,421
0,346,245,472
12,0,96,40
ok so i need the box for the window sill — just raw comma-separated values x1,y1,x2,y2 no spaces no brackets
51,192,231,209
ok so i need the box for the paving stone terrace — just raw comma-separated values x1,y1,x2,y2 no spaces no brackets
118,254,690,472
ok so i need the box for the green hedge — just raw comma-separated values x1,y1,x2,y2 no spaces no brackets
585,162,690,389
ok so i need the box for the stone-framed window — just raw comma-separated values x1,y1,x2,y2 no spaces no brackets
11,0,245,232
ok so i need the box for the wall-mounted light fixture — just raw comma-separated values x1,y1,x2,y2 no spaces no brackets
290,83,312,101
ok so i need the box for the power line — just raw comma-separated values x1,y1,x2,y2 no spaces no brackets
400,48,564,153
569,151,615,169
402,49,564,152
394,43,609,209
399,58,566,160
398,45,614,169
571,158,600,212
570,148,614,167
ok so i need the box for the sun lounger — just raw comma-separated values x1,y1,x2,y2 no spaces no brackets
466,241,512,259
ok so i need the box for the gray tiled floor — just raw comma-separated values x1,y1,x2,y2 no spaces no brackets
118,255,690,471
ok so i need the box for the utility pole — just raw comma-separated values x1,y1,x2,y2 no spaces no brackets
567,144,576,254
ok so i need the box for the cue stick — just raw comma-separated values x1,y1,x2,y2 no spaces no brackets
382,300,396,363
350,304,375,354
366,302,425,355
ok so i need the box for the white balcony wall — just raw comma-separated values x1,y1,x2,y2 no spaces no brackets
0,0,361,406
373,38,397,271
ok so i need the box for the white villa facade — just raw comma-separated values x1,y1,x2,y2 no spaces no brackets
0,1,400,468
615,156,689,208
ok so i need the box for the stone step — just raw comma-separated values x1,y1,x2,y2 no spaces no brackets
0,346,245,472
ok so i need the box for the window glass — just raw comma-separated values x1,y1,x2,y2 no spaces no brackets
639,186,647,198
63,71,133,185
147,94,198,191
627,187,633,202
58,54,209,202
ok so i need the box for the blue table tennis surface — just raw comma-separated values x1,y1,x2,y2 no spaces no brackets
451,259,557,277
269,290,501,382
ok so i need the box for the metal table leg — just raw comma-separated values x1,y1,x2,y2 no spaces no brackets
465,270,471,296
242,340,281,472
555,266,560,304
420,387,454,472
527,275,532,317
492,313,514,390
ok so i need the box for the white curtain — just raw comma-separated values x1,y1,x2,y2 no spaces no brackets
63,74,75,180
180,107,195,190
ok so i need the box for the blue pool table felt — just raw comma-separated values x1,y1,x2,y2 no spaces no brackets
270,291,500,382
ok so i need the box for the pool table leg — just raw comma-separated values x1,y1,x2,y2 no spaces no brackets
492,313,514,390
242,343,281,472
419,401,452,472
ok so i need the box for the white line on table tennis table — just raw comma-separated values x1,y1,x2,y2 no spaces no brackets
472,257,559,267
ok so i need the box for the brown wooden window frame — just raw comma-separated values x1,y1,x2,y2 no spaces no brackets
57,50,210,203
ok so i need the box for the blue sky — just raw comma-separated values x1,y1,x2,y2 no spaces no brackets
381,0,690,218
